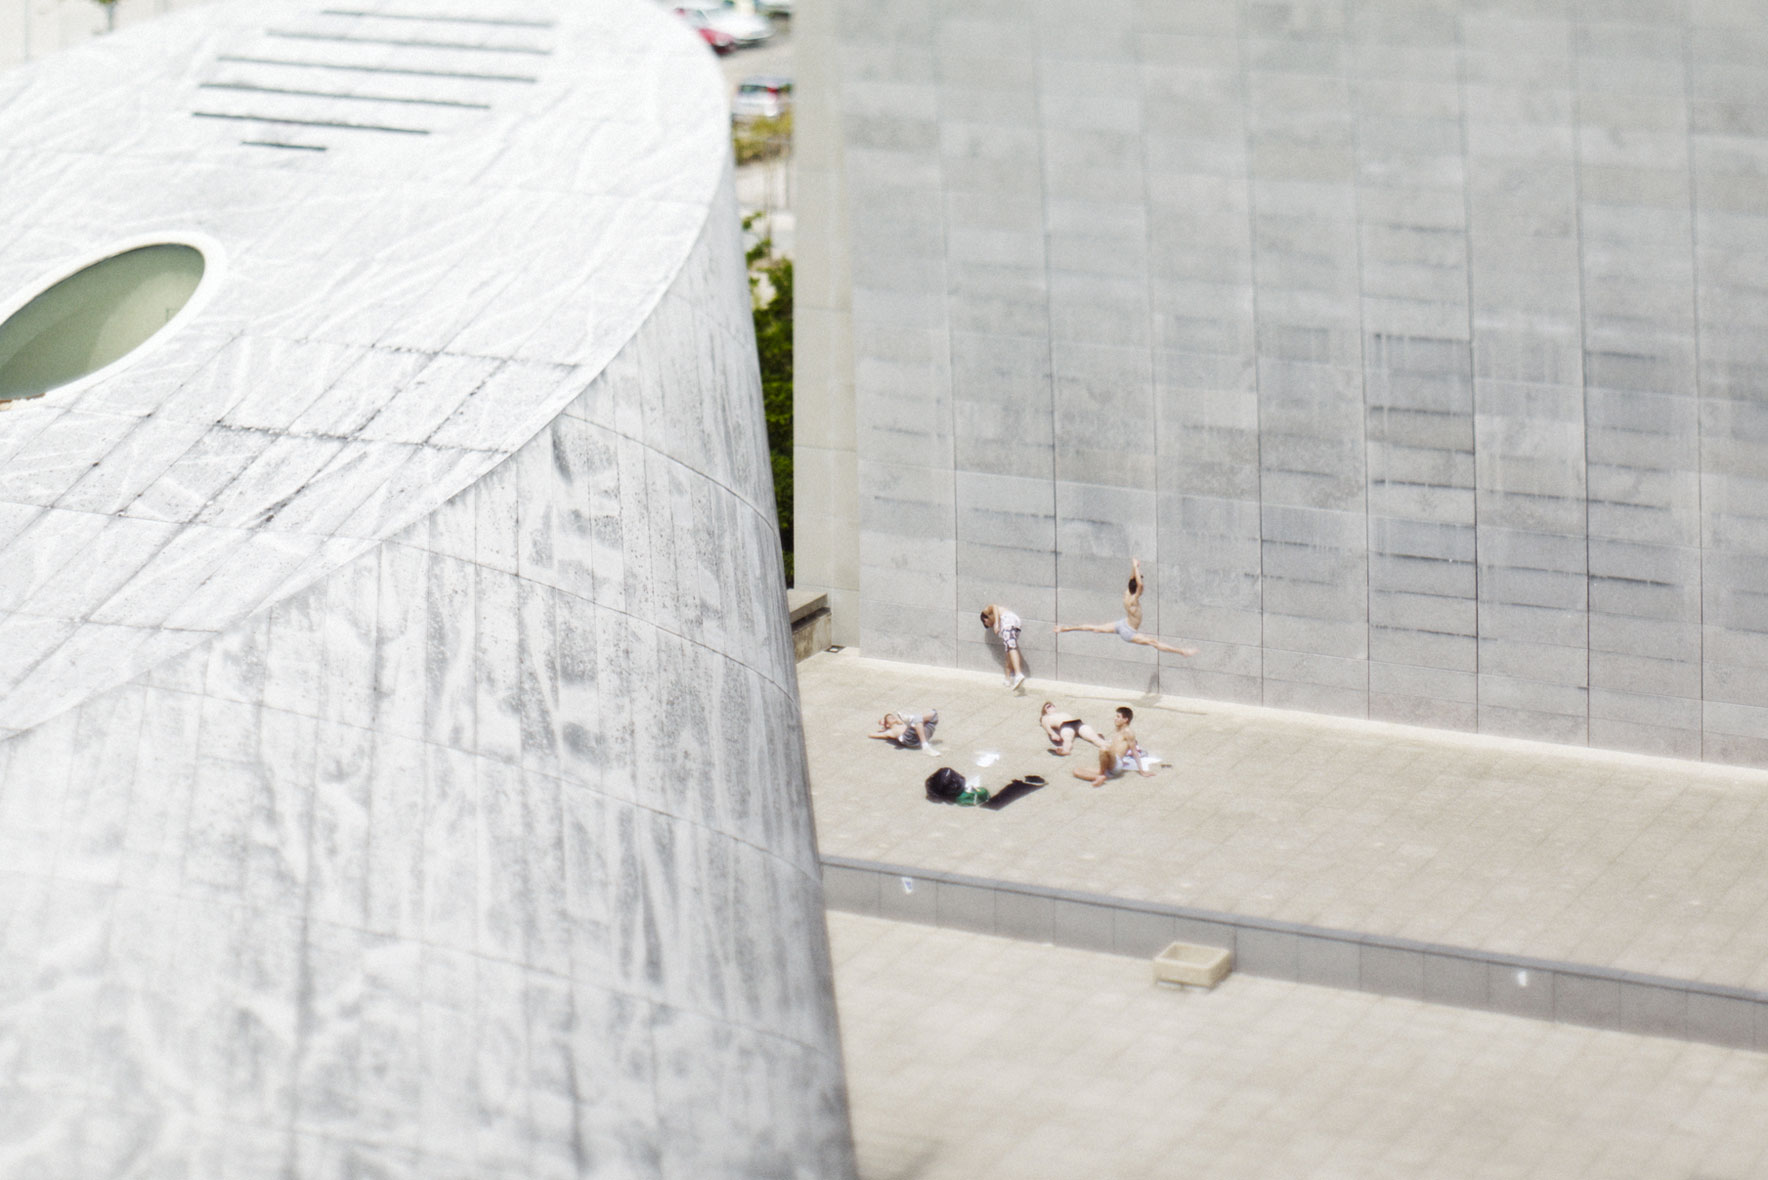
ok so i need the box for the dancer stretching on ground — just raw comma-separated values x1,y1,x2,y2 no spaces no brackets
1038,701,1109,756
1054,557,1197,656
869,710,941,757
1072,706,1159,788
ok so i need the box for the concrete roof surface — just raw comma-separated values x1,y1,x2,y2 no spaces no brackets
802,649,1768,992
0,0,728,737
831,911,1768,1180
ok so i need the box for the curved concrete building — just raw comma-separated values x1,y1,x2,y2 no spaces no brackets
0,2,855,1176
796,0,1768,766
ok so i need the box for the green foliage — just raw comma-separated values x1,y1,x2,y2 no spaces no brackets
747,223,793,584
732,112,793,166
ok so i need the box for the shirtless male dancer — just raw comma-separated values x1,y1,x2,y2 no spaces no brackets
1038,701,1109,755
1072,706,1159,788
1054,557,1197,656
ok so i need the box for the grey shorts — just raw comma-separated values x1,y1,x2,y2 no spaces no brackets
899,712,937,747
1114,618,1135,642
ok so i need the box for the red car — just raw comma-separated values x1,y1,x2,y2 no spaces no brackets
672,8,736,54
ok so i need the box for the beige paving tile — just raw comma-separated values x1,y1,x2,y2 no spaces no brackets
804,650,1768,988
831,913,1768,1180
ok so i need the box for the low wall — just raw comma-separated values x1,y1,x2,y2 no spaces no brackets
823,855,1768,1053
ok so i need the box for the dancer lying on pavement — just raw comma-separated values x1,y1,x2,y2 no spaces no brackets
869,710,941,756
1039,701,1109,756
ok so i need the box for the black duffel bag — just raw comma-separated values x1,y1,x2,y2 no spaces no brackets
924,766,967,802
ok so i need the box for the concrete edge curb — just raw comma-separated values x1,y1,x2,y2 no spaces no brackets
820,855,1768,1052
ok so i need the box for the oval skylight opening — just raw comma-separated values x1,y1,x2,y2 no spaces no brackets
0,243,206,402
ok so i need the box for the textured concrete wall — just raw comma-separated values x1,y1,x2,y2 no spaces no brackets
803,0,1768,765
0,1,856,1174
0,187,855,1180
791,0,860,645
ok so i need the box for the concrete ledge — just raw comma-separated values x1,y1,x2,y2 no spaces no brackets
821,855,1768,1053
789,589,832,662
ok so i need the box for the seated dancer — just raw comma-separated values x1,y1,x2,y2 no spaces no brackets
1038,701,1109,756
1054,557,1197,656
869,710,941,756
1072,706,1159,788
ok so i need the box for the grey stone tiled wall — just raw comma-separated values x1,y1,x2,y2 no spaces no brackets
823,856,1768,1052
0,203,857,1178
809,0,1768,766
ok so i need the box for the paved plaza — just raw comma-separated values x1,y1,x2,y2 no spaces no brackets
830,913,1768,1180
802,649,1768,993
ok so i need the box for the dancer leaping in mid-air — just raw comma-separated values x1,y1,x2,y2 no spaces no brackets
1054,557,1197,656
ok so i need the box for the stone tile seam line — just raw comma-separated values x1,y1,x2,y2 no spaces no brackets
0,491,804,741
819,855,1768,1008
90,573,808,716
0,691,826,889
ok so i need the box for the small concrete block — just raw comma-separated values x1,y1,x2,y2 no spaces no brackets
818,864,880,915
1488,963,1554,1021
1555,973,1622,1031
1153,941,1233,989
1684,991,1756,1051
993,888,1054,943
1422,953,1488,1010
1359,944,1425,999
1234,927,1298,980
876,873,939,925
1050,897,1116,953
936,881,997,935
1113,908,1178,958
1618,982,1686,1040
1294,933,1360,989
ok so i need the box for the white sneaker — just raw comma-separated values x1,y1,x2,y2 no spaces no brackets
1006,672,1025,691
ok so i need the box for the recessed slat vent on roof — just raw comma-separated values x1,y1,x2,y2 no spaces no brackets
200,81,492,109
265,29,552,53
214,55,538,82
320,8,555,26
193,7,552,153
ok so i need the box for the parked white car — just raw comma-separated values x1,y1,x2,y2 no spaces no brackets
668,0,772,46
731,75,792,120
